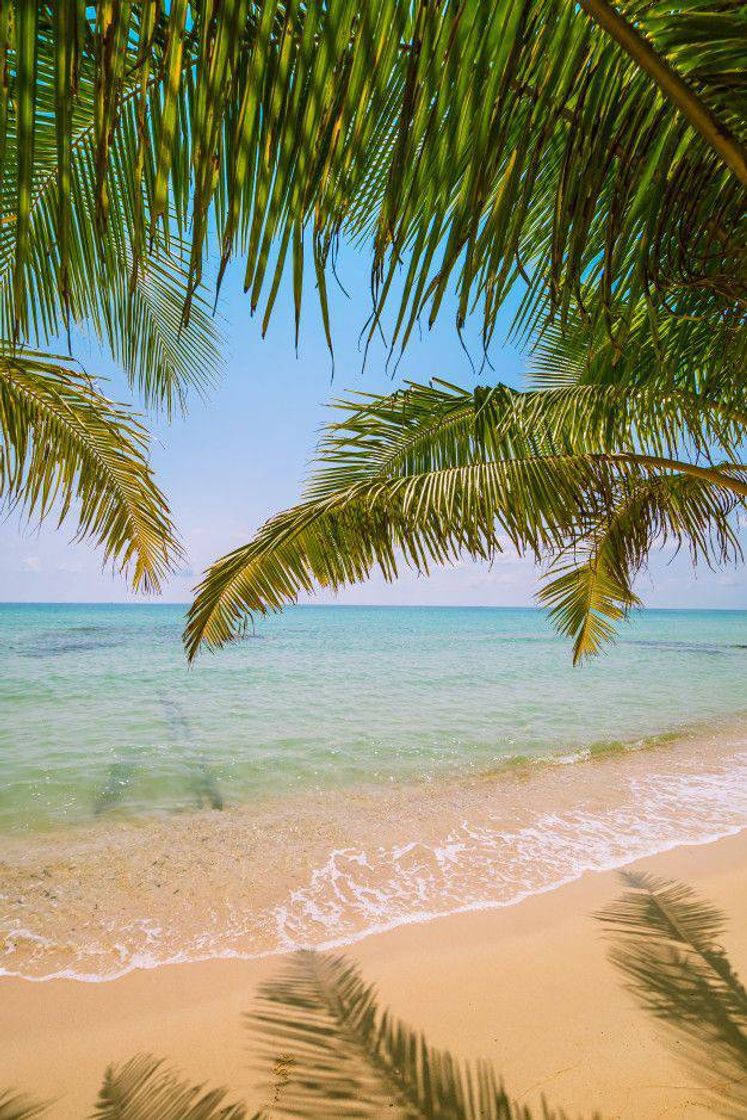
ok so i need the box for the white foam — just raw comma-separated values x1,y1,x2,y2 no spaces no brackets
4,740,747,983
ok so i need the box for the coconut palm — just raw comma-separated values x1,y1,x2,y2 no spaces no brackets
8,0,743,353
184,371,746,661
151,0,744,659
2,2,744,611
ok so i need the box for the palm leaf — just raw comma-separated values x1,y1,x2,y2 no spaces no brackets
1,2,744,361
0,12,222,414
0,349,179,591
598,874,747,1119
538,470,742,662
538,545,641,665
185,379,746,659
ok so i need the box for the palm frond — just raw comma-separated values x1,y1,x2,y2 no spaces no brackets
0,16,222,414
598,874,747,1119
251,949,598,1119
538,544,641,665
1,2,744,362
0,349,179,591
185,379,746,658
526,299,747,409
538,470,742,662
92,1054,248,1120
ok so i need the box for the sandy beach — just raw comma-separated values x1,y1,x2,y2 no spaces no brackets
3,828,747,1118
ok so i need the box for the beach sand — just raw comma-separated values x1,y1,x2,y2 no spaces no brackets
3,828,747,1118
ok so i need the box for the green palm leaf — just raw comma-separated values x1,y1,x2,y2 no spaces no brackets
185,379,746,659
538,471,742,662
0,349,179,591
0,12,221,414
1,2,744,360
598,874,747,1119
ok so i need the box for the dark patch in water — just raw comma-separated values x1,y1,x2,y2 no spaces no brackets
159,695,224,810
622,639,746,656
94,762,135,815
15,624,133,658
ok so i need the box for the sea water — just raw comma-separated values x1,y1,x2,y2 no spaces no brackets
1,603,746,978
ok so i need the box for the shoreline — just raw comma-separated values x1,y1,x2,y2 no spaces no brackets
3,715,746,983
4,828,747,1118
4,818,746,988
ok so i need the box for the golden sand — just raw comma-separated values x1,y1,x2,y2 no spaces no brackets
3,829,747,1118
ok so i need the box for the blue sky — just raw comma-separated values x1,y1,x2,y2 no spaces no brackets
1,247,745,608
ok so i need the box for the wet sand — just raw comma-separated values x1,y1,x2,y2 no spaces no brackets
3,828,747,1118
3,719,746,983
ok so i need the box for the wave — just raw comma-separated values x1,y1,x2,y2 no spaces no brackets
1,718,745,983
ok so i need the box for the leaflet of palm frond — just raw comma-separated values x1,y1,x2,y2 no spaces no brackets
598,874,747,1120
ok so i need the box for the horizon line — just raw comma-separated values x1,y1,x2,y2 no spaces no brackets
1,601,745,613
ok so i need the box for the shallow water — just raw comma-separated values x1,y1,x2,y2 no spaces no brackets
2,603,746,832
1,604,746,979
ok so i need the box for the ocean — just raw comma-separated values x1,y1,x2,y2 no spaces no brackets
1,602,746,979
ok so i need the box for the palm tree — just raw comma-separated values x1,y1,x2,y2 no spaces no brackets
184,370,746,661
160,0,744,659
2,3,744,619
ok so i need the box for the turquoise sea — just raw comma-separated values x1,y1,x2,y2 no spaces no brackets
1,603,746,980
1,603,746,833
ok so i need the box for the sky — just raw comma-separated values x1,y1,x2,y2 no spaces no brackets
1,246,745,610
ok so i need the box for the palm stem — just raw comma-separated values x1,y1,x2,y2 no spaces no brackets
579,0,747,186
608,454,747,498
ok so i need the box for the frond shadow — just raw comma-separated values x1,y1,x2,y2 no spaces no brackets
248,948,599,1120
597,871,747,1119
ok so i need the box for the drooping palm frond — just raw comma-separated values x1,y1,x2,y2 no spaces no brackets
0,16,222,414
0,349,179,592
184,379,746,658
526,298,747,409
598,874,747,1119
251,949,599,1119
538,543,641,665
91,1055,249,1120
538,470,743,662
0,1092,46,1120
1,2,744,362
